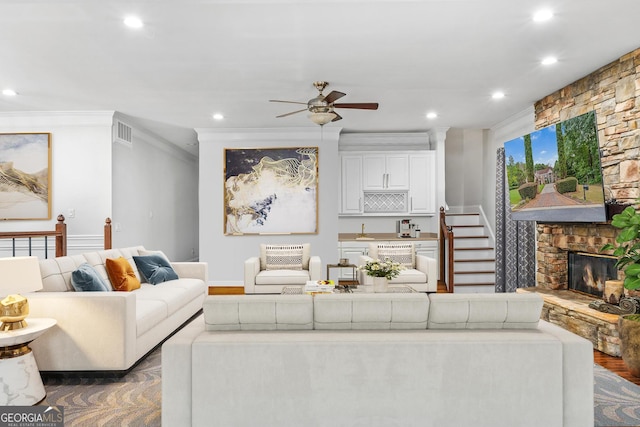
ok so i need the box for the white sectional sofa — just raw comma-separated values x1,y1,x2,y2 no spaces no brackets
162,292,593,427
27,246,207,372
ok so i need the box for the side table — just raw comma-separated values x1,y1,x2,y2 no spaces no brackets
326,263,359,285
0,317,56,405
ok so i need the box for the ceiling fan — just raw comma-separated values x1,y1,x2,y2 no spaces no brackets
270,81,379,125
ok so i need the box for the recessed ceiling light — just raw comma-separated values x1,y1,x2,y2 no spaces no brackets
212,113,224,120
2,89,17,96
124,16,144,28
541,56,558,65
492,91,505,100
426,112,438,119
533,9,553,22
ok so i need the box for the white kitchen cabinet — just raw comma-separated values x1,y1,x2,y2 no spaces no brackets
363,154,409,190
340,155,363,214
339,150,435,217
409,152,436,214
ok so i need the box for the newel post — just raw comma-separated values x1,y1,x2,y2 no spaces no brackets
55,214,67,257
104,218,112,250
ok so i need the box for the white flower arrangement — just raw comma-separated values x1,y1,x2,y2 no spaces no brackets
359,257,404,280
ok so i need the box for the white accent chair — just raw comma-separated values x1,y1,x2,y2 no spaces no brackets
244,243,322,294
358,242,437,292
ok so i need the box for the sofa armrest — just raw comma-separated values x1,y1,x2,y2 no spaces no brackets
244,257,260,294
162,315,206,427
537,320,594,427
415,255,438,292
26,291,137,371
308,256,322,281
358,255,374,286
171,262,208,283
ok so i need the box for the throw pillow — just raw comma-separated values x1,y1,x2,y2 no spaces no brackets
377,244,414,268
133,254,179,285
71,263,110,292
105,257,141,292
138,249,171,264
264,245,304,270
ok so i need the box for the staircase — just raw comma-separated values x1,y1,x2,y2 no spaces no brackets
445,212,496,293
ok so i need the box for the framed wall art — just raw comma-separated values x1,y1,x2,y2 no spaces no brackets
0,133,52,220
224,147,318,235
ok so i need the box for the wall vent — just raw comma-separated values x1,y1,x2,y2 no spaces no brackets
113,120,133,147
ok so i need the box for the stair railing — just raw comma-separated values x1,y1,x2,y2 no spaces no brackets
439,207,454,293
0,214,67,258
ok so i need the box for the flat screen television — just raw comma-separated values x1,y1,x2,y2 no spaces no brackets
503,110,606,222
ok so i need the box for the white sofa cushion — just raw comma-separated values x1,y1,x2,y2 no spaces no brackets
255,268,310,285
428,293,543,329
314,293,430,330
135,278,205,316
203,295,313,331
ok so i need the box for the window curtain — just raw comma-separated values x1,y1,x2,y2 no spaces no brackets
495,147,536,292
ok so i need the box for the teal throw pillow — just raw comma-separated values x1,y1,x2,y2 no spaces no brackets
71,263,110,292
133,254,179,285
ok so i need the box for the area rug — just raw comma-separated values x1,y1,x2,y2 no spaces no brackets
39,349,640,427
594,364,640,427
40,347,162,427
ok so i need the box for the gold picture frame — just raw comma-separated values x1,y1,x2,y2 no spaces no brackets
0,133,52,220
224,147,319,235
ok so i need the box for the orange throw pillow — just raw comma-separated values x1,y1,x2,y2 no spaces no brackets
105,257,141,292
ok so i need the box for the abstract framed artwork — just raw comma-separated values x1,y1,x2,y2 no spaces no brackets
224,147,318,235
0,133,52,220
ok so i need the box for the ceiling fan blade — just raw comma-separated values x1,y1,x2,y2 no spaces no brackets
323,91,346,104
269,99,307,105
334,102,379,110
331,112,343,122
276,108,308,118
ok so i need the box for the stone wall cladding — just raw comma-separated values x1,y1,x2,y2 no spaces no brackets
534,48,640,205
534,47,640,290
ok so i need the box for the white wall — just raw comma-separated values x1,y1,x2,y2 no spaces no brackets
0,111,199,261
111,115,199,261
445,128,485,210
197,127,341,285
0,112,113,254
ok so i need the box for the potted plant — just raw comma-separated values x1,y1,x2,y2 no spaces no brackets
601,205,640,377
359,258,404,292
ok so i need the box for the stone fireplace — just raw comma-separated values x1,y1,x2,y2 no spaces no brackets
517,47,640,357
536,223,619,291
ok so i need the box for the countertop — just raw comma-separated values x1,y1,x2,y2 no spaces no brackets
338,232,438,242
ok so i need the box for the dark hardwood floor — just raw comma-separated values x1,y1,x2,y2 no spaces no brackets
594,349,640,385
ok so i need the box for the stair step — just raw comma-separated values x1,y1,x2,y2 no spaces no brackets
454,270,495,274
454,248,495,260
454,238,490,249
454,282,496,289
454,272,495,284
445,213,480,226
450,225,486,237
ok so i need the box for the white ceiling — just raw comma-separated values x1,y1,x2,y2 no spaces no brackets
1,0,640,154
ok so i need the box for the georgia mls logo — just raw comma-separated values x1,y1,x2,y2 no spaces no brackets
0,405,64,427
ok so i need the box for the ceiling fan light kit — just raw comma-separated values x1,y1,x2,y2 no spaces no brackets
308,112,337,126
270,81,378,126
